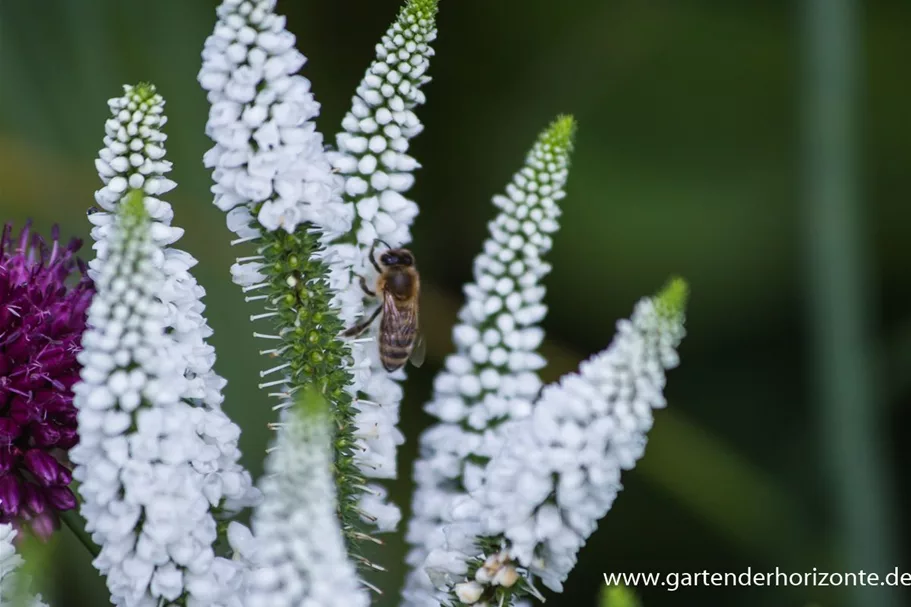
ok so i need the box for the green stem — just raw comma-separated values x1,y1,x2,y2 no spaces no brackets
60,508,100,559
802,2,900,607
258,228,367,555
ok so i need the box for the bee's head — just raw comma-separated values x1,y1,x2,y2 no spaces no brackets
380,248,414,267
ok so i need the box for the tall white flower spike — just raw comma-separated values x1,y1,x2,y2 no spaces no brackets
230,388,369,607
71,191,249,607
326,0,437,249
0,524,48,607
403,116,575,607
199,0,337,235
317,0,438,537
91,83,259,514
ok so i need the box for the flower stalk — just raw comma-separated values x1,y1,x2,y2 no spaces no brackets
199,0,372,556
58,507,100,558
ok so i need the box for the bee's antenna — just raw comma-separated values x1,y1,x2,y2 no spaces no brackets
368,239,389,273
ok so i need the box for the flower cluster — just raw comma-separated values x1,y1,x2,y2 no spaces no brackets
403,116,574,606
326,0,435,248
313,0,439,536
199,0,372,559
0,221,93,539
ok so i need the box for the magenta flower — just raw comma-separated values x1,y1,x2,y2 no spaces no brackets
0,222,93,539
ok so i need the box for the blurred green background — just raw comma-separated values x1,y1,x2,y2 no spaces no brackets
1,1,909,606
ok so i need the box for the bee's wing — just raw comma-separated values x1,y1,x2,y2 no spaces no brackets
381,292,419,350
381,290,406,334
409,331,426,368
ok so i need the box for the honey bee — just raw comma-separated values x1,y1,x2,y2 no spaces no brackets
343,240,425,372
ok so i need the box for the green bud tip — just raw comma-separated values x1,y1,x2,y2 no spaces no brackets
654,276,688,320
404,0,439,18
601,584,642,607
132,81,157,102
542,114,577,153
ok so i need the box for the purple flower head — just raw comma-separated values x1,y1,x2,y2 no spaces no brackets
0,222,93,539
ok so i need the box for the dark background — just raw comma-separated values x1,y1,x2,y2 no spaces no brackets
1,1,909,606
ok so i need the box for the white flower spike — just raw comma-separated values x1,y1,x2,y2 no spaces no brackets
235,388,370,607
91,83,259,515
403,115,575,607
199,0,379,565
199,0,337,235
316,0,438,537
326,0,437,249
71,191,249,607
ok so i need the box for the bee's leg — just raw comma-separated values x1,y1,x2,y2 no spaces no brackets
343,306,382,337
359,275,376,297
